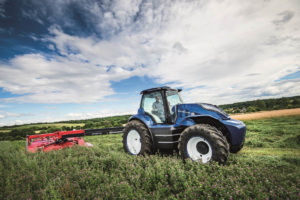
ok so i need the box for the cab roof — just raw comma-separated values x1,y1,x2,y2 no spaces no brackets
140,86,182,95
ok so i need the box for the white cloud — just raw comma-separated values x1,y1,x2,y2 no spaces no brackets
65,113,82,118
0,0,7,18
45,106,57,109
4,112,34,117
0,104,9,108
21,8,44,25
0,114,5,119
0,0,300,106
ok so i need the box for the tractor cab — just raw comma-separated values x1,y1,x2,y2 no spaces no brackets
140,86,183,124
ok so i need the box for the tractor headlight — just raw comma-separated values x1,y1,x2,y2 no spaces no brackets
199,103,229,117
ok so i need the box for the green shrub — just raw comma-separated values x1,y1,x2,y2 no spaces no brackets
47,127,61,133
274,105,280,110
14,136,23,140
39,130,47,134
4,136,14,141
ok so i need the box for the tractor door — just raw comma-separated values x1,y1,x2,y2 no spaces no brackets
141,91,167,124
140,90,183,149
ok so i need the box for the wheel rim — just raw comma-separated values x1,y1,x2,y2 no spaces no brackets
186,136,212,163
127,129,142,155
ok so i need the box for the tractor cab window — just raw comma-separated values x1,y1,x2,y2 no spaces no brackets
166,90,184,122
141,91,166,123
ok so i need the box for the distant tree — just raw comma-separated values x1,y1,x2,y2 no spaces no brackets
85,121,93,128
255,100,266,110
15,136,23,140
266,99,276,109
246,107,252,112
104,121,110,126
61,126,67,131
47,127,61,133
94,122,101,128
292,99,300,105
279,97,289,108
5,136,13,141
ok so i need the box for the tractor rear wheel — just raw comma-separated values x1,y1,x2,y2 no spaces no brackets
122,120,153,155
178,124,229,165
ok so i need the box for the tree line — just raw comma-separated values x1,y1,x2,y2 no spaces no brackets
0,115,130,141
219,96,300,114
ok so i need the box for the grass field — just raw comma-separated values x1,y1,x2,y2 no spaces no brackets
231,108,300,120
0,116,299,199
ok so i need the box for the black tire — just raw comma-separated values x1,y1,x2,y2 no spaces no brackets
178,124,230,165
122,120,153,155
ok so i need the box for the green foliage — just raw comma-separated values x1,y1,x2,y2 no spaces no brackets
83,118,125,129
4,136,13,141
278,97,290,108
10,128,35,138
255,100,266,110
219,95,300,112
0,116,300,199
39,130,47,134
244,115,300,149
266,98,276,109
14,136,23,140
46,127,61,133
292,99,300,105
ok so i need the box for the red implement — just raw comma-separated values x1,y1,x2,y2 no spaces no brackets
26,130,93,153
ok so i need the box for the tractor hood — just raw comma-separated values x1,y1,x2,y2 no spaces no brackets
174,103,230,121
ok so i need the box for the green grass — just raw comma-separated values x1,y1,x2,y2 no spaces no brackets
243,115,300,149
0,116,300,199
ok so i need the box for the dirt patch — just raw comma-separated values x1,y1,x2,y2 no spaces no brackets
230,108,300,120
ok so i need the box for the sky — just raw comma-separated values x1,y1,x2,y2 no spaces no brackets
0,0,300,126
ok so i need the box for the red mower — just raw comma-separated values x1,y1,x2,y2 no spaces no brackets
26,127,124,153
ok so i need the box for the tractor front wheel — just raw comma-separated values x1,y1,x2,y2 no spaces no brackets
178,124,229,165
122,120,153,155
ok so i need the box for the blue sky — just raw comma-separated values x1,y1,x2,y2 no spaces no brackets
0,0,300,126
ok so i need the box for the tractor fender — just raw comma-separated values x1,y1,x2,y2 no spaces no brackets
181,115,244,147
178,115,221,127
128,113,157,149
177,115,231,143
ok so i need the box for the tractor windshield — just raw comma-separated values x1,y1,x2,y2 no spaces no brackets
166,90,183,122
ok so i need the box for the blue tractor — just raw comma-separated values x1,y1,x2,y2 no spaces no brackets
122,86,246,164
